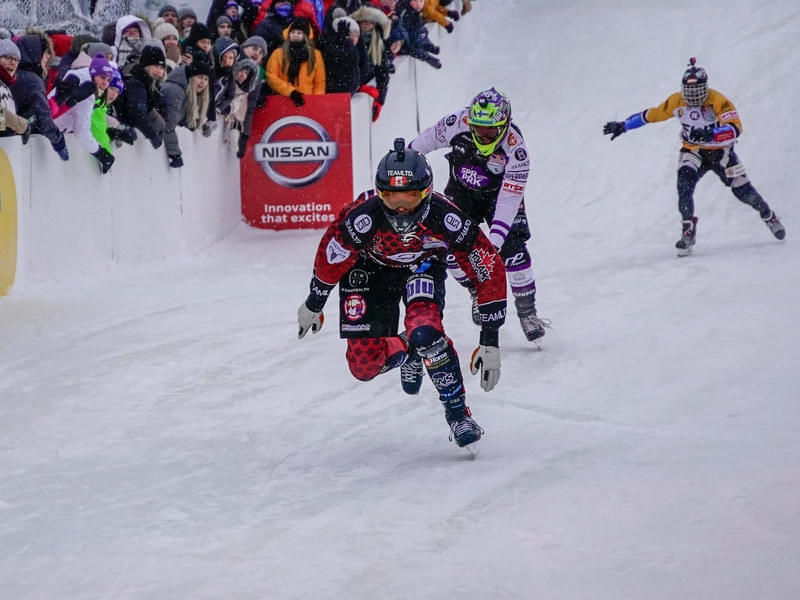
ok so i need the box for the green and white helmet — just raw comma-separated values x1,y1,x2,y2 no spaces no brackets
467,87,511,156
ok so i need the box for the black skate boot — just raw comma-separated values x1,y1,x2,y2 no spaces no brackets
468,286,482,326
675,217,698,256
400,345,424,395
444,403,483,448
515,295,548,342
762,210,786,240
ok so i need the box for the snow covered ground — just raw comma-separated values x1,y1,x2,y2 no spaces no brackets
2,1,799,598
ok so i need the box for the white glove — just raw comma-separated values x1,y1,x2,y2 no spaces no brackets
297,303,324,339
470,345,501,392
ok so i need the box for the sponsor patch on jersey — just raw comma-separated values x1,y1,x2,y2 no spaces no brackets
386,250,426,263
506,132,518,146
456,165,490,189
444,212,463,232
344,294,367,321
406,276,435,301
514,147,527,162
342,323,371,332
353,214,373,234
725,163,747,178
348,269,369,287
326,238,351,264
688,109,701,121
720,110,738,122
445,114,458,126
487,153,507,174
502,181,524,194
421,234,448,250
468,247,496,282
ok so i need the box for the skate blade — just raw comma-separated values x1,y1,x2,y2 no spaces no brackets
462,440,480,458
676,247,693,257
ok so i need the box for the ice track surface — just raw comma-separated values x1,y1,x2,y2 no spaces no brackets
3,0,800,597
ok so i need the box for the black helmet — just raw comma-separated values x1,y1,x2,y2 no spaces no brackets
681,57,708,107
375,138,433,233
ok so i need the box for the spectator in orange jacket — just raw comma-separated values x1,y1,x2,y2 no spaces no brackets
266,17,325,106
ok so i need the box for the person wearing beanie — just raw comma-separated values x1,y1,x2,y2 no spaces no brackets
240,35,268,79
226,57,261,159
161,51,212,168
181,22,214,62
178,7,198,39
114,44,167,151
0,39,31,139
215,15,234,42
266,16,325,107
205,0,259,44
158,4,179,26
153,21,182,68
10,31,69,159
92,68,136,157
46,53,116,173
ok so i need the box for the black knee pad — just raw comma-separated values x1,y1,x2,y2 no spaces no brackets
409,325,448,357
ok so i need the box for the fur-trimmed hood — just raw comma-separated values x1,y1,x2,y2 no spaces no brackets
348,6,391,40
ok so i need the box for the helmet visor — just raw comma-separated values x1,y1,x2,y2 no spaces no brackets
470,124,502,145
682,82,708,106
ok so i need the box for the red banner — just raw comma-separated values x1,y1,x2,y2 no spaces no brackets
240,93,353,230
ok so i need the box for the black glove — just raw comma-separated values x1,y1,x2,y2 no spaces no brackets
423,55,442,69
237,133,249,159
107,127,137,145
290,90,305,107
149,132,163,149
603,121,626,140
91,147,115,174
256,85,268,109
445,22,454,33
21,123,31,145
688,125,714,143
52,132,69,160
337,19,350,35
447,10,460,21
168,153,183,168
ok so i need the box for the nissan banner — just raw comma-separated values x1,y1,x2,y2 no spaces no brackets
241,94,354,230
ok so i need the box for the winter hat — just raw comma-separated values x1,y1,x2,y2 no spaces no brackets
153,21,180,42
216,15,233,27
274,1,294,18
109,69,124,92
185,55,212,79
85,42,114,60
89,52,114,77
332,17,359,36
187,23,213,44
139,45,166,68
289,17,311,37
225,0,239,9
241,35,267,56
49,33,73,57
0,38,20,60
330,7,346,20
178,7,197,20
213,36,239,60
158,4,178,17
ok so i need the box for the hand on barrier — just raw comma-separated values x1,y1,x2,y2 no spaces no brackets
107,127,137,145
52,132,69,161
470,345,501,392
445,22,455,33
168,153,184,168
372,100,383,122
297,303,324,339
237,133,249,159
149,132,163,149
290,90,305,107
91,147,115,174
358,84,380,99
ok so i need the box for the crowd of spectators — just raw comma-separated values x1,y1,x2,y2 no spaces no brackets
0,0,474,174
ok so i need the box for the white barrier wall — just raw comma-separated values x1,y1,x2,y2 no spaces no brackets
1,19,465,293
1,125,242,288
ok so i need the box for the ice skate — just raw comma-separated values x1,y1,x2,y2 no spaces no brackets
762,210,786,240
400,345,424,395
445,405,483,448
675,217,697,256
515,295,549,341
